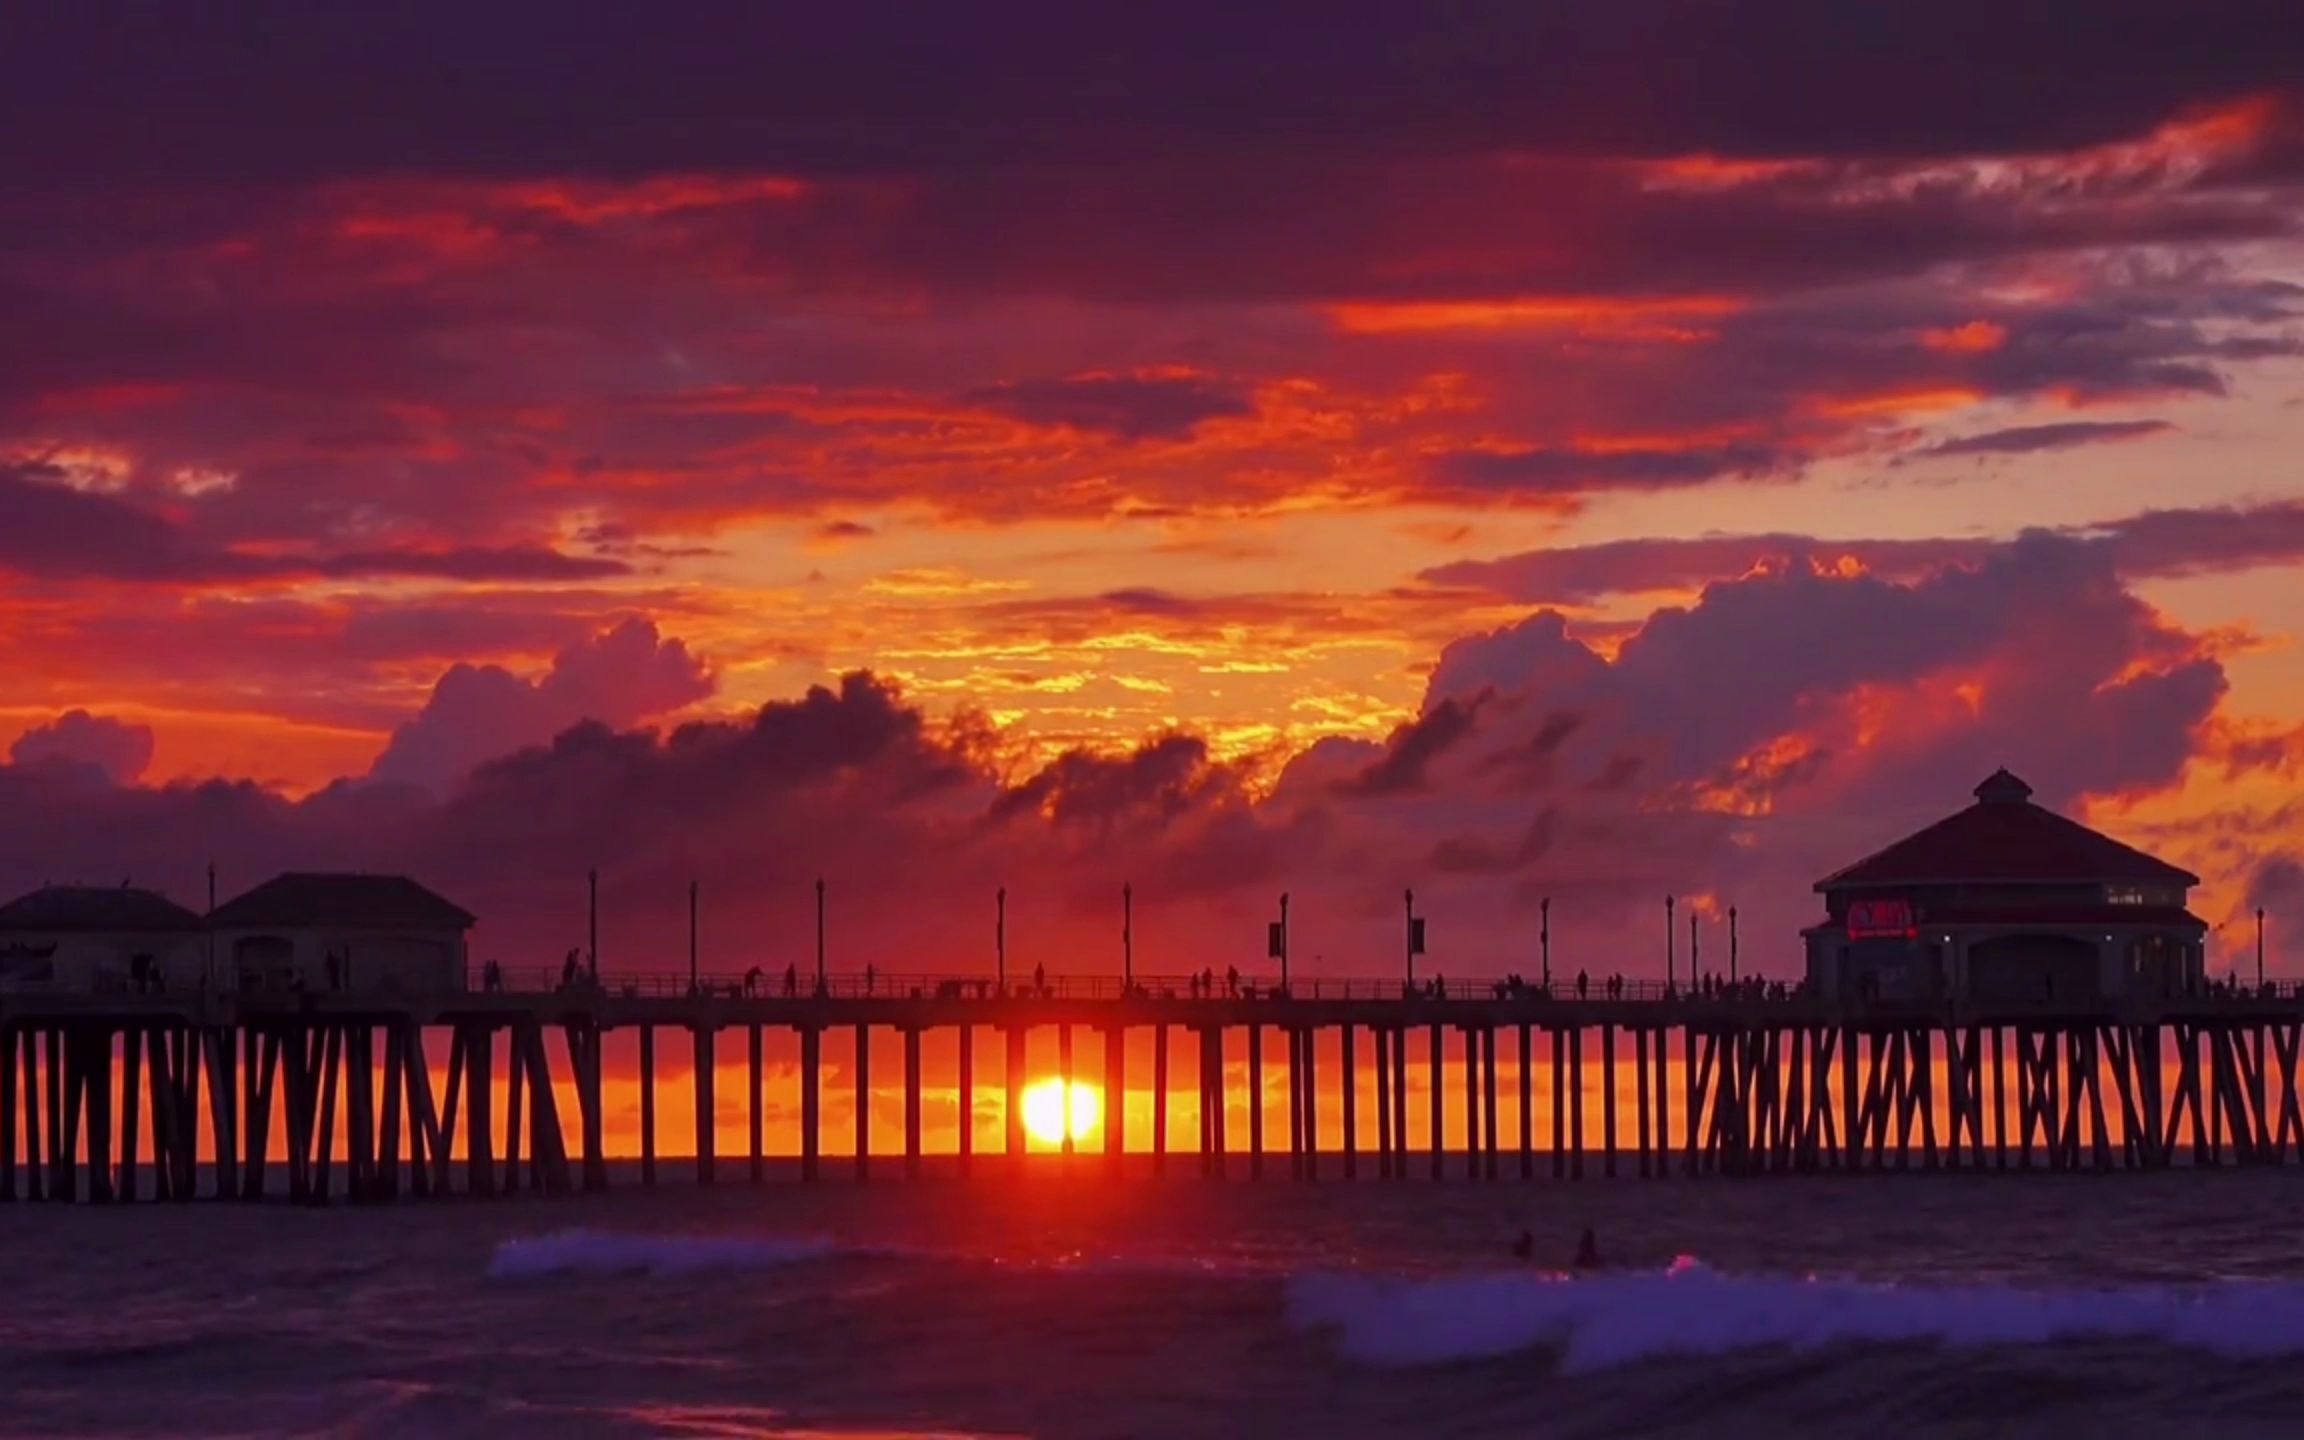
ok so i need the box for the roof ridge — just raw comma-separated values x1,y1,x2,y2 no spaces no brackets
1815,780,2197,892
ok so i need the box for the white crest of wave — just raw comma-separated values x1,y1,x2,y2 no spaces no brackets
1286,1260,2304,1373
487,1229,835,1280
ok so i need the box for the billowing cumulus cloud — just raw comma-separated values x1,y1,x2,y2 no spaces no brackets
0,536,2266,982
369,620,716,794
8,709,155,784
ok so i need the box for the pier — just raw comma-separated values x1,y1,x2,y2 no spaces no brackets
4,973,2304,1203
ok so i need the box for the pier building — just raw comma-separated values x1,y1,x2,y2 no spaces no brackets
209,873,473,995
1805,770,2207,1005
0,886,207,993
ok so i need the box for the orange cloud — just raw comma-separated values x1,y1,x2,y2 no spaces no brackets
1324,294,1744,337
1920,321,2010,354
1811,385,1989,421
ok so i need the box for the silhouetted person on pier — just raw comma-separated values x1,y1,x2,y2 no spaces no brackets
1573,1226,1602,1270
744,965,762,996
1033,961,1047,995
1576,970,1588,1000
865,962,877,995
783,963,797,996
561,949,581,988
1226,965,1239,997
483,959,502,992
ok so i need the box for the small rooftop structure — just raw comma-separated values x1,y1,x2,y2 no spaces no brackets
1805,769,2206,1005
0,885,205,934
207,872,475,931
210,872,474,996
1815,768,2199,892
0,884,208,992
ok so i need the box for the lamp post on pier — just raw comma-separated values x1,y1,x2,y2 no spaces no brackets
2260,907,2269,989
688,880,699,995
1690,911,1699,989
1540,896,1551,990
1268,892,1289,993
1729,906,1740,984
814,878,827,995
1123,883,1134,992
1665,894,1676,992
997,887,1007,992
1404,889,1426,992
588,867,599,980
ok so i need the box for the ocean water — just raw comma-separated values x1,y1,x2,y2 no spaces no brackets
7,1169,2304,1438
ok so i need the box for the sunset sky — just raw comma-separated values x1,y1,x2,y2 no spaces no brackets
3,3,2302,980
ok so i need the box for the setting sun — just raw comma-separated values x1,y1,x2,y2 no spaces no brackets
1020,1077,1103,1147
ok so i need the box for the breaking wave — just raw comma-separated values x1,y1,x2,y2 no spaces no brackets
486,1229,836,1280
1286,1260,2304,1373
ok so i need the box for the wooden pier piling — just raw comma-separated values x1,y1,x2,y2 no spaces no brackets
748,1025,764,1184
801,1024,822,1181
854,1023,871,1181
693,1024,716,1186
638,1025,657,1185
1151,1023,1168,1176
1247,1023,1265,1178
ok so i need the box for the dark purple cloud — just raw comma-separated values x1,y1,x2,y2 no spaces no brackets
1431,444,1788,498
0,464,626,584
4,3,2299,186
1424,499,2304,604
1343,692,1494,796
1424,534,1991,603
1918,419,2176,458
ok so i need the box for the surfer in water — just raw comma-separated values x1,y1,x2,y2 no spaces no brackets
1506,1224,1601,1267
1572,1226,1602,1270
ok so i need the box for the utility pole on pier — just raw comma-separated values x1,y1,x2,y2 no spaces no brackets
1690,912,1699,987
688,880,699,995
1540,896,1551,989
206,860,217,990
1665,894,1676,992
588,868,600,980
1123,883,1134,991
1729,906,1739,983
2260,907,2269,989
997,887,1007,992
815,878,827,995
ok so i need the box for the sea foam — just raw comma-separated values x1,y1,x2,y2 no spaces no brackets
486,1229,835,1280
1285,1260,2304,1373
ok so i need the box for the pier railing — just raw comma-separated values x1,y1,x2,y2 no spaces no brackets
471,967,1804,1004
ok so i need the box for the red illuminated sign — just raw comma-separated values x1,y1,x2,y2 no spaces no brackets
1847,898,1916,937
